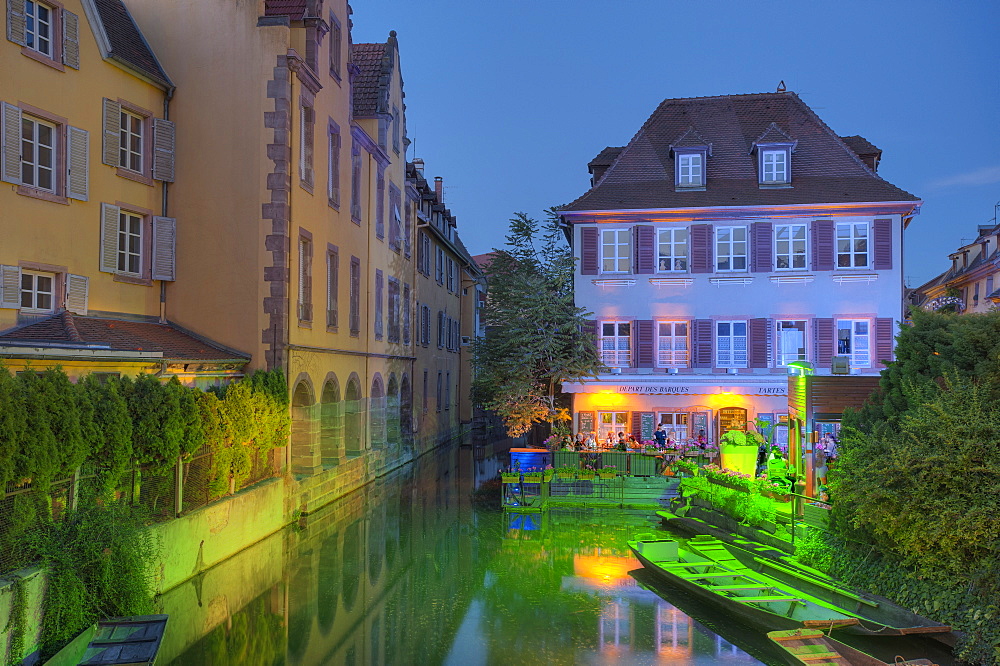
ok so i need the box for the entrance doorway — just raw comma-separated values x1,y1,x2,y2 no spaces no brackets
598,412,628,443
657,412,688,443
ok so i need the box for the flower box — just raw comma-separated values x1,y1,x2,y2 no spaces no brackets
523,473,543,483
555,471,576,480
598,471,616,480
578,471,596,481
501,473,520,484
543,471,554,482
707,476,751,493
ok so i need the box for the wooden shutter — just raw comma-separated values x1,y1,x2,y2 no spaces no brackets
751,222,773,272
152,118,176,182
634,225,655,274
0,265,21,309
2,102,22,185
66,126,89,201
749,317,769,368
7,0,26,46
874,317,894,367
811,220,834,271
689,224,712,273
692,318,713,368
62,10,80,69
631,412,643,439
873,218,892,270
99,203,120,273
102,99,121,167
813,318,834,368
634,319,654,368
65,274,88,315
152,216,176,281
580,226,598,275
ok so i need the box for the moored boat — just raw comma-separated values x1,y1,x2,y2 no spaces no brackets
79,614,168,665
767,629,939,666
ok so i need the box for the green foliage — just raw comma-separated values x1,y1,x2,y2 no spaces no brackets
127,374,185,475
3,575,26,666
473,210,605,436
0,367,25,490
17,371,60,491
79,375,133,500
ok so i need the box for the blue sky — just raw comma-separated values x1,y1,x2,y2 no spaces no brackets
353,1,1000,287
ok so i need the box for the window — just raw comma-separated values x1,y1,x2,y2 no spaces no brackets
761,150,787,183
421,305,430,345
677,153,703,187
119,109,143,173
837,320,870,367
350,144,361,222
392,106,400,154
600,229,630,273
437,311,444,348
422,370,428,411
776,320,807,366
326,248,338,328
435,372,442,412
297,235,312,322
101,99,174,183
417,232,431,275
327,123,340,207
446,257,455,292
716,321,748,368
658,413,688,442
328,13,342,79
374,269,383,340
435,247,444,284
20,114,55,192
349,256,360,335
118,211,142,275
836,223,869,268
601,322,631,367
774,224,807,270
403,200,411,258
387,278,399,342
402,283,410,345
299,102,314,188
20,270,54,312
445,372,450,410
25,1,53,58
716,226,748,272
598,412,628,441
657,228,688,272
98,204,174,281
375,168,385,239
656,321,688,368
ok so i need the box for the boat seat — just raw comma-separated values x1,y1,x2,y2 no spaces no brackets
677,571,750,579
733,595,803,603
711,584,779,591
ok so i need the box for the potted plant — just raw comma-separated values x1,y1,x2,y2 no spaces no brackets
501,468,520,483
542,465,554,482
555,465,577,480
674,459,698,477
523,468,543,483
598,465,617,480
578,465,597,481
719,430,760,476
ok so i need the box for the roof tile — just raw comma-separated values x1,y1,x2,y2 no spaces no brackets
93,0,170,88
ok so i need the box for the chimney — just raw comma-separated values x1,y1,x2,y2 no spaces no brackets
434,176,443,203
413,158,424,176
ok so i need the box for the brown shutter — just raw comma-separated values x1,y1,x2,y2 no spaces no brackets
0,265,21,309
749,317,769,368
751,222,773,272
874,317,894,367
99,203,120,273
66,126,89,201
102,98,121,166
692,318,713,368
814,318,834,368
634,319,654,368
580,226,599,275
152,216,176,281
631,412,643,439
7,0,26,46
152,118,176,182
65,274,88,315
811,220,834,271
690,224,712,273
873,218,892,270
634,225,655,274
2,102,23,185
62,10,80,69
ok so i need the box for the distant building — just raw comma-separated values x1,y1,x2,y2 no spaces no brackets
914,222,1000,314
560,91,920,446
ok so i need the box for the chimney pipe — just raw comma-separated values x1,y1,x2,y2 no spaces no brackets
434,176,443,203
413,158,424,176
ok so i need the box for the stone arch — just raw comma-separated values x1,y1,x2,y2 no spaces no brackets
386,374,400,447
399,373,413,448
320,374,342,467
370,374,386,450
317,532,340,635
290,374,321,475
344,374,363,458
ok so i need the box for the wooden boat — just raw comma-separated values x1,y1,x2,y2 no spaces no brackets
79,614,168,665
767,629,938,666
627,537,865,633
684,536,952,639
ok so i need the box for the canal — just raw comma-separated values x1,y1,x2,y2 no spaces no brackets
155,442,955,665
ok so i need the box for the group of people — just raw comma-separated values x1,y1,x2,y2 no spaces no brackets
566,425,710,452
757,440,836,501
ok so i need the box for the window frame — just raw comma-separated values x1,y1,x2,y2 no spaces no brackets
657,227,688,272
326,245,338,329
327,120,341,208
117,209,144,277
675,151,704,188
836,222,870,269
118,107,144,175
19,268,56,313
296,233,312,323
387,277,400,343
715,226,748,272
774,223,808,271
775,320,808,367
20,112,57,193
715,320,748,368
349,256,360,336
600,321,631,367
328,12,342,81
599,228,630,274
656,320,689,368
837,319,871,367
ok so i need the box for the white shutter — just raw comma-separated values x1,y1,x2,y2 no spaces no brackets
7,0,26,46
102,98,121,166
151,216,176,281
62,10,80,69
1,102,22,185
0,265,21,309
99,203,120,273
66,126,89,201
152,118,175,182
65,274,88,315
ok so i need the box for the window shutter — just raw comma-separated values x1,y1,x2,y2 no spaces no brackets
634,319,654,368
62,10,80,69
0,265,21,309
749,317,769,368
102,99,121,167
751,222,773,272
634,225,655,274
152,216,176,281
811,220,834,271
689,224,712,273
631,411,643,439
65,274,88,314
66,126,89,201
152,118,176,182
7,0,26,46
692,318,713,368
813,318,834,368
874,317,894,367
873,218,892,270
2,102,22,185
99,203,120,273
580,227,598,275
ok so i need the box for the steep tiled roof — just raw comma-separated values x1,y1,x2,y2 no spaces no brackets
564,92,918,212
588,147,624,168
351,42,389,117
0,313,249,362
671,128,710,149
840,135,880,156
263,0,307,20
91,0,171,88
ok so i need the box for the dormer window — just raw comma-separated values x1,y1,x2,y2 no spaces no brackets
677,152,704,187
752,123,796,188
669,128,711,191
761,149,787,183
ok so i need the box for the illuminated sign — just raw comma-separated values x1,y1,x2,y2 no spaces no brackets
572,384,789,396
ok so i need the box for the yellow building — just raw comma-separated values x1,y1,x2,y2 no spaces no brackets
915,222,1000,314
0,0,247,381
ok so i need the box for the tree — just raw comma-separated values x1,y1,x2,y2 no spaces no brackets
472,210,604,436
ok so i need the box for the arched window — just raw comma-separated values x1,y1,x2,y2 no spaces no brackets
291,378,320,474
399,374,413,448
320,377,341,467
344,375,363,457
386,374,400,446
370,375,386,449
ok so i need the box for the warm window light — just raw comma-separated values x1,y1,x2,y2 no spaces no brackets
786,361,815,376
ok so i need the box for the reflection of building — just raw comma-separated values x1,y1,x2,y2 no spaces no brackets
561,91,920,445
914,222,1000,313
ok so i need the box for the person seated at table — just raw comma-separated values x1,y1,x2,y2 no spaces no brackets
653,424,667,449
574,433,585,451
696,430,708,449
605,431,616,448
766,450,792,491
618,431,627,447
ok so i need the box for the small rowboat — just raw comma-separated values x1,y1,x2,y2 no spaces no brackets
767,629,939,666
79,614,168,665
